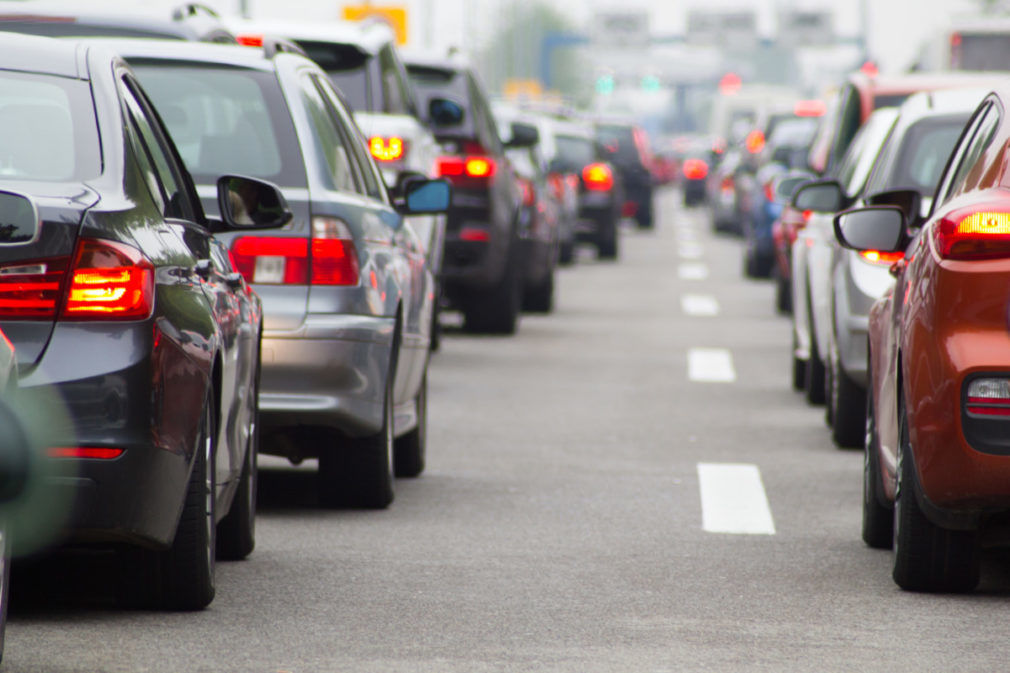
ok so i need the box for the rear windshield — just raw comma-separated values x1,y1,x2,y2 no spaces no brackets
554,135,595,171
406,64,467,112
131,63,307,188
595,124,639,165
0,71,101,182
768,117,819,148
955,33,1010,71
297,41,371,112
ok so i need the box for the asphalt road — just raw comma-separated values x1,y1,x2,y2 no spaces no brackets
7,188,1010,672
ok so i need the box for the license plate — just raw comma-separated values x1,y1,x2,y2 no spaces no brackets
254,256,285,283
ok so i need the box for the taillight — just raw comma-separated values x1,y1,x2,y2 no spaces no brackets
369,136,407,162
231,218,359,286
547,173,565,200
582,163,614,191
745,130,766,154
797,209,813,231
859,250,905,265
48,447,125,459
436,156,497,181
518,178,536,207
966,378,1010,416
682,158,708,181
763,181,775,203
0,257,69,319
235,34,264,47
721,177,734,192
935,210,1010,260
63,239,154,320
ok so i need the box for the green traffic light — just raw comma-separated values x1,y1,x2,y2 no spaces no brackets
641,75,661,92
595,75,615,95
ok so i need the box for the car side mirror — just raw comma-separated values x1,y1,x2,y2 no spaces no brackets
506,122,539,149
0,190,40,246
792,178,845,213
429,97,464,127
216,175,293,231
833,205,906,252
400,178,451,215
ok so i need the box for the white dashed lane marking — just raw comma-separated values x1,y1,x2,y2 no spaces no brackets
697,463,777,535
678,263,709,280
677,243,704,259
681,294,719,317
687,348,735,382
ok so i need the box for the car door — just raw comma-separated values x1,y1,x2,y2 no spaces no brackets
119,74,247,494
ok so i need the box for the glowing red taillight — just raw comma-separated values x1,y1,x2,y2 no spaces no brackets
235,34,264,47
369,136,406,162
0,257,69,318
763,181,776,203
48,447,125,459
63,239,154,320
231,218,359,286
582,162,614,191
518,178,536,207
682,158,708,181
859,250,905,265
436,156,497,182
745,130,766,154
935,209,1010,260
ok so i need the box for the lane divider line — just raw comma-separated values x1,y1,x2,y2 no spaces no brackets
678,243,704,259
697,463,777,535
688,348,735,382
678,263,709,280
681,294,719,317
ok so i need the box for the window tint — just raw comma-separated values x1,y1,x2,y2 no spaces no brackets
467,74,502,154
956,33,1010,71
0,71,100,182
312,75,385,201
298,75,362,195
297,41,371,112
406,64,473,137
378,46,410,115
121,80,195,221
554,135,596,170
131,63,306,188
886,116,968,194
596,124,639,165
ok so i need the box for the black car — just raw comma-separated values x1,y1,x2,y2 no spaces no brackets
404,52,533,334
0,33,290,609
595,120,655,229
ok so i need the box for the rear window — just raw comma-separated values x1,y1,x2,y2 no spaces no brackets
131,63,307,188
0,71,100,182
297,41,371,112
767,117,819,148
954,33,1010,71
554,135,595,170
596,124,639,165
406,64,467,108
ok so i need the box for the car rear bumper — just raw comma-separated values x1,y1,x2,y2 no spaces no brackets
259,313,395,439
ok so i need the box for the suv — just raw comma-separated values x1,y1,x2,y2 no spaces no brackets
404,51,533,334
226,18,448,344
595,119,654,229
120,38,448,508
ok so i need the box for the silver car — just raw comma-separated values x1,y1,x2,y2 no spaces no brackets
123,39,447,508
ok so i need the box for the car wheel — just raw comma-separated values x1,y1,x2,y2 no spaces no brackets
463,242,521,334
319,378,394,509
430,298,442,352
892,399,979,592
774,266,792,314
635,198,654,229
121,400,217,610
217,373,258,561
791,329,806,392
804,303,826,405
831,357,867,449
522,270,554,313
394,373,427,478
596,217,618,260
558,239,575,266
862,380,893,549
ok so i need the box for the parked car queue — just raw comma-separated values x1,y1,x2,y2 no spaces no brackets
711,66,1010,594
0,8,663,664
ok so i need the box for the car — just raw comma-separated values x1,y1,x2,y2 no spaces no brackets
225,18,449,347
491,104,562,310
838,86,1010,591
548,119,624,260
769,171,816,313
119,38,448,507
816,89,980,447
0,2,237,42
0,32,292,609
594,119,655,229
404,50,532,334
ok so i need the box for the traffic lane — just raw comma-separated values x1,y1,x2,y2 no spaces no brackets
5,187,1010,672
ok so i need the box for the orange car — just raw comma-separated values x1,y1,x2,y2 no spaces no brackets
835,88,1010,592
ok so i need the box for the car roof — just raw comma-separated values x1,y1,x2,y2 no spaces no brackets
81,37,290,73
0,3,235,42
899,87,992,120
225,17,393,54
0,31,85,79
400,48,469,72
849,71,1010,97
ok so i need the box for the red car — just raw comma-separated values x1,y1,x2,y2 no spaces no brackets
836,88,1010,591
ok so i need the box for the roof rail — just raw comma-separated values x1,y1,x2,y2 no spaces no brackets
264,36,308,59
172,3,221,20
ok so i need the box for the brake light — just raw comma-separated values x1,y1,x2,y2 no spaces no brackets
721,177,734,192
935,210,1010,260
231,218,358,286
745,130,766,154
48,447,125,459
859,250,905,265
794,100,826,117
465,157,494,178
369,136,406,162
682,158,708,181
966,378,1010,416
0,257,69,318
582,163,613,191
798,209,813,230
235,34,264,47
764,181,775,203
436,156,497,181
547,173,565,200
518,178,536,207
63,239,154,320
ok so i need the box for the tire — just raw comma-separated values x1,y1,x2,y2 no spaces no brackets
393,373,427,478
121,401,217,610
831,359,867,449
892,399,980,592
804,304,826,405
596,217,618,260
463,243,521,335
862,381,893,549
791,329,806,392
635,197,654,229
774,266,792,314
216,402,257,560
318,378,394,509
743,248,760,278
558,239,575,266
430,295,442,352
523,271,554,313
